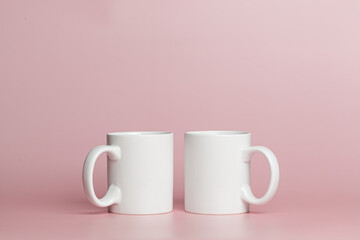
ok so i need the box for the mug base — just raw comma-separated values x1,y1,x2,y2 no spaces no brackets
184,209,249,215
108,209,173,215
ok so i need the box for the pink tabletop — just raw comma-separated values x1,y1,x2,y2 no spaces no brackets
1,196,359,239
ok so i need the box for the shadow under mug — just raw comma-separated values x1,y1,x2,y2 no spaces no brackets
82,131,173,214
185,131,280,214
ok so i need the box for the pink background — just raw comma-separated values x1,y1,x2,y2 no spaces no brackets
1,0,360,239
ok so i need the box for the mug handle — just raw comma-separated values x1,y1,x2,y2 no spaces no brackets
82,145,122,207
241,146,280,204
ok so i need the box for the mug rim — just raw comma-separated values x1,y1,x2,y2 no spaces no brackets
108,131,172,136
185,131,250,136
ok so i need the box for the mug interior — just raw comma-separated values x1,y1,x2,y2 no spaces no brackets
185,131,250,135
108,131,172,136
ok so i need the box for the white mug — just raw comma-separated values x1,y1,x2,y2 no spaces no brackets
185,131,279,214
83,131,173,214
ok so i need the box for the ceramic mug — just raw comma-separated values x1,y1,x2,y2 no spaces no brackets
185,131,279,214
83,131,173,214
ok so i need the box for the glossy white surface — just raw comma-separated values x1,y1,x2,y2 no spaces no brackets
185,131,279,214
83,132,173,214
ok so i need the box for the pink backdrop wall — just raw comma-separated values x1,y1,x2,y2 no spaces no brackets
1,0,360,211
